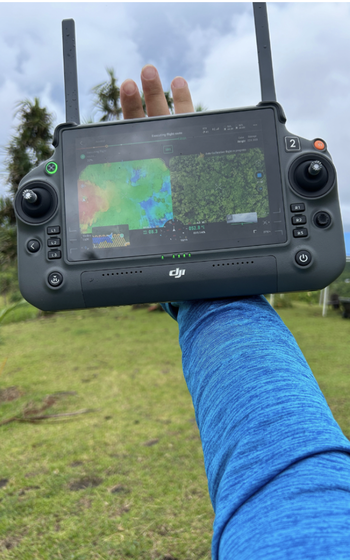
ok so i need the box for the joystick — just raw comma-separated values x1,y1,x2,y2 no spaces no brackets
23,189,38,203
308,161,323,176
15,182,58,224
313,211,332,229
289,154,336,198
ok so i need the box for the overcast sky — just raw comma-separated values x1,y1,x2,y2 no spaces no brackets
1,2,350,229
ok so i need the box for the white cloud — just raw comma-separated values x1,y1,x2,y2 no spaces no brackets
0,2,349,231
188,26,261,110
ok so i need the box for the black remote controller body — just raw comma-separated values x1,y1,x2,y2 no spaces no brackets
14,5,345,311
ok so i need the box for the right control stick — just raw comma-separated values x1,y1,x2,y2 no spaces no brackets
289,154,335,198
308,160,323,176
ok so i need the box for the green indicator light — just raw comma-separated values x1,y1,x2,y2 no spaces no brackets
173,255,175,259
189,254,191,257
178,254,181,258
80,154,86,160
161,256,164,260
46,161,58,174
183,254,186,257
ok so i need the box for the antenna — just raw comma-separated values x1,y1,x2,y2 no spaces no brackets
62,19,80,124
253,3,277,102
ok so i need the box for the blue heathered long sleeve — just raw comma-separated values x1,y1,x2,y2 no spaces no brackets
162,296,350,559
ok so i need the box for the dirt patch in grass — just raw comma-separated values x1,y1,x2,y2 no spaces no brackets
81,374,98,383
109,484,131,494
18,485,40,496
68,476,103,491
77,497,93,509
142,438,159,447
69,461,84,467
0,386,23,402
152,554,178,560
24,469,48,478
115,503,131,516
0,535,22,551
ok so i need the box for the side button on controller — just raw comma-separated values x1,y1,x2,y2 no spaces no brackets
295,250,312,267
292,214,307,225
27,239,40,253
48,238,61,247
291,203,305,212
48,250,61,260
48,272,63,287
293,227,308,238
47,226,60,235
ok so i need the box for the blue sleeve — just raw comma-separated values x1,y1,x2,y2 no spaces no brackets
162,296,350,559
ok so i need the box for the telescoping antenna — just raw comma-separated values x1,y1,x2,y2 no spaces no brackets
62,18,80,125
253,3,277,103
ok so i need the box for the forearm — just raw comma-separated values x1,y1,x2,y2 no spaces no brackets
163,296,350,559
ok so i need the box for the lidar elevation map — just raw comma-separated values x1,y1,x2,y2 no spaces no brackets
78,158,173,234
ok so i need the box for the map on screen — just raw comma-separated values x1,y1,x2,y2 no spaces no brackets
78,158,173,234
77,149,269,236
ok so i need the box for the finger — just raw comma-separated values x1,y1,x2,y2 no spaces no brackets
120,79,145,120
171,77,194,114
141,65,170,117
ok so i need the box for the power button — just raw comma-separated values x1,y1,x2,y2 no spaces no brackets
295,250,312,267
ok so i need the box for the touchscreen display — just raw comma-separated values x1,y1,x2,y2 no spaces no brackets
62,108,286,262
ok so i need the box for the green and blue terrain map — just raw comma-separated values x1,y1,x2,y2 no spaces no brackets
78,158,172,233
77,150,269,234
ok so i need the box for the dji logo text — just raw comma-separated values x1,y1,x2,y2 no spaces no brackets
169,268,186,279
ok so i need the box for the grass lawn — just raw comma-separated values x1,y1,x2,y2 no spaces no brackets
0,300,349,559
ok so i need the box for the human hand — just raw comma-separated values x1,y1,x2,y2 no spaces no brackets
120,64,194,119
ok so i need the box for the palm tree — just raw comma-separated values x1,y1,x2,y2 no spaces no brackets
91,68,123,122
195,103,208,112
0,98,54,268
4,98,53,199
0,197,20,305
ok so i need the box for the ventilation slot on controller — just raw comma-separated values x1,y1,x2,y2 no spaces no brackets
212,260,255,267
101,270,143,276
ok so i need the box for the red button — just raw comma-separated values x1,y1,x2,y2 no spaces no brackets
314,139,326,150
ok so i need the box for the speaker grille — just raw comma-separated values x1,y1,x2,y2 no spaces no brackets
101,270,143,276
212,260,255,267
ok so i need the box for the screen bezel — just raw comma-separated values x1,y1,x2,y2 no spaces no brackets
61,107,286,263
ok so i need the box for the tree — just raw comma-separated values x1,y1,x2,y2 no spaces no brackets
195,103,208,112
2,97,54,210
0,195,18,304
0,98,54,279
0,197,17,262
91,68,123,122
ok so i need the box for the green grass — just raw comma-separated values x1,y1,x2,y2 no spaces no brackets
0,306,212,559
277,303,350,437
0,301,349,558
